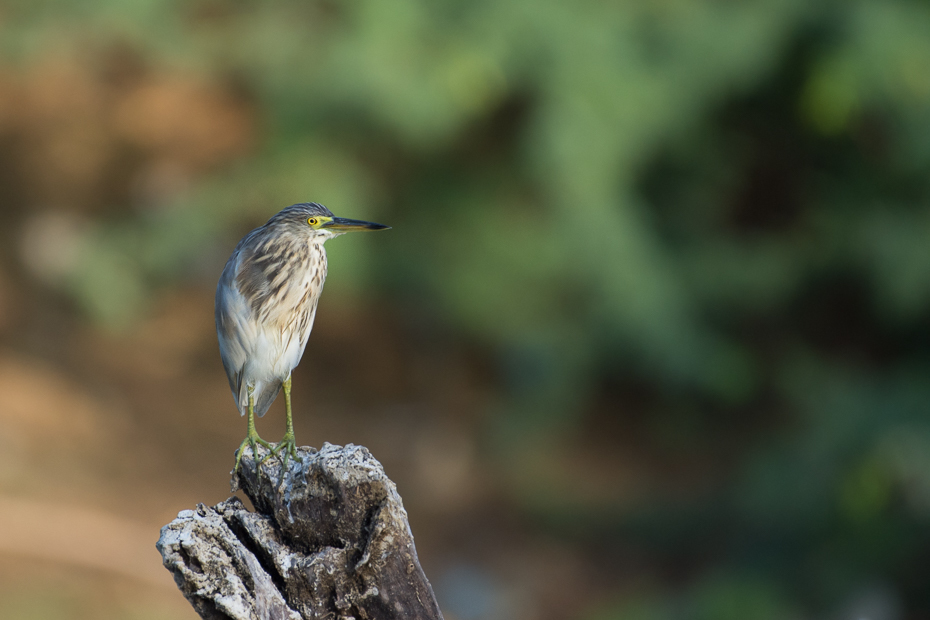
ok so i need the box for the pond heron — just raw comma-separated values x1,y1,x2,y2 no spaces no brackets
215,203,389,471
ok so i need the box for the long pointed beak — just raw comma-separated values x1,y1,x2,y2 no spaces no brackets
322,217,390,232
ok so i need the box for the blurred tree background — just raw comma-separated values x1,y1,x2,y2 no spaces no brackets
1,0,930,618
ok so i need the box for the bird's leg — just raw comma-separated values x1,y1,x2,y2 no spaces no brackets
264,375,299,468
281,375,300,462
235,386,273,472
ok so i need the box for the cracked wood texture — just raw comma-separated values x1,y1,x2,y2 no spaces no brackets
157,443,444,620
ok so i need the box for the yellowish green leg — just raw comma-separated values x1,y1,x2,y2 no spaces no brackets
235,386,273,472
264,375,299,468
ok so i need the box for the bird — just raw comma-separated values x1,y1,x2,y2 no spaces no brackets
215,202,390,472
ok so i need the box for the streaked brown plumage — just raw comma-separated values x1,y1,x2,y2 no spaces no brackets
215,202,389,470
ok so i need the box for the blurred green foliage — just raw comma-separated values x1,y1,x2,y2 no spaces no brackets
4,0,930,617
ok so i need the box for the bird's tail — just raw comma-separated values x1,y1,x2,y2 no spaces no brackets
237,379,282,418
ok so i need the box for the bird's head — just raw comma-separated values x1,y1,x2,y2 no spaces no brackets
269,203,390,240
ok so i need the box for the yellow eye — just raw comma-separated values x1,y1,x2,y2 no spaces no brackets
308,217,319,227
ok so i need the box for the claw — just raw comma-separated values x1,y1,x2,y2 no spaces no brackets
234,439,249,473
261,433,299,469
234,434,273,472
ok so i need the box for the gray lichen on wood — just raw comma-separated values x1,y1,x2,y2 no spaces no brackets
157,443,444,620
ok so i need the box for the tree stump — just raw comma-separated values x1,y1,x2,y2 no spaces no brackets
157,443,444,620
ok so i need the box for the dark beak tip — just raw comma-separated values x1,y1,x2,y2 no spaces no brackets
326,217,391,231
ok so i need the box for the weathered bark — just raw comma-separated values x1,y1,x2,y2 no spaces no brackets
157,443,444,620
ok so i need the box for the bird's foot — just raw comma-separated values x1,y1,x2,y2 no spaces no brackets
234,433,274,473
262,432,299,470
